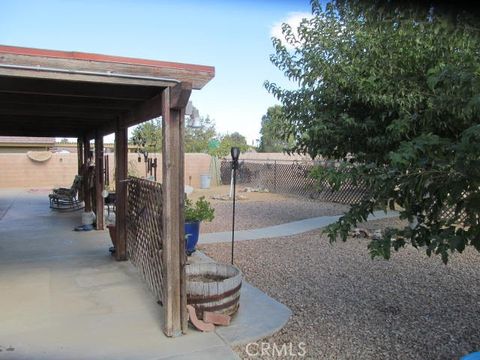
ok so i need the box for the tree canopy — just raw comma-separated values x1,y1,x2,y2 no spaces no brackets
130,115,249,157
209,132,249,157
266,0,480,263
131,118,162,154
258,105,294,152
130,115,216,154
184,115,217,153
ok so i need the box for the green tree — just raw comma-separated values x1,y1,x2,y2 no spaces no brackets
258,105,294,152
130,115,217,154
185,115,217,153
210,132,249,157
266,0,480,263
130,118,162,153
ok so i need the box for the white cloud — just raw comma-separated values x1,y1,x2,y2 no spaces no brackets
270,12,313,50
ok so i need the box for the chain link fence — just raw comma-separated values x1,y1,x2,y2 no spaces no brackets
220,159,366,204
220,159,465,224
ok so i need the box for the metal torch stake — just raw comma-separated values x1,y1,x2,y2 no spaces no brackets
231,161,237,265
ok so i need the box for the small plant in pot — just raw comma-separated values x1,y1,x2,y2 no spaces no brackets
185,196,215,256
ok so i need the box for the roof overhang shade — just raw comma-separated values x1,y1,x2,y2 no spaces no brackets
0,45,215,138
0,45,215,337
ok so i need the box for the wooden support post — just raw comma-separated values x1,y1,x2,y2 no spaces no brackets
162,83,191,337
77,138,83,176
83,136,92,212
177,105,187,334
95,132,104,230
115,120,128,261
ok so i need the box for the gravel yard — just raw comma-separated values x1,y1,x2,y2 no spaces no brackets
193,186,350,233
199,217,480,360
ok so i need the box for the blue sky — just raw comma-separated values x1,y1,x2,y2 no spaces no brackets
0,0,312,145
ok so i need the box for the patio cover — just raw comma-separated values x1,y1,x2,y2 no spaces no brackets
0,44,214,137
0,44,215,337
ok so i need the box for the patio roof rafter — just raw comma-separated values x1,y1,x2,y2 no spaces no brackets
0,45,214,138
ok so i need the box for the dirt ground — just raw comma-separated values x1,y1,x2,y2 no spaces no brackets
188,185,289,202
201,217,480,360
188,185,351,233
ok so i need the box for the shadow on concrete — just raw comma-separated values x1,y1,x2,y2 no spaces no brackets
0,189,238,360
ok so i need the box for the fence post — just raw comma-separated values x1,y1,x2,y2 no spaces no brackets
274,160,277,193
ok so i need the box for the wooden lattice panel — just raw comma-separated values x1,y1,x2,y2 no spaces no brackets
127,177,165,303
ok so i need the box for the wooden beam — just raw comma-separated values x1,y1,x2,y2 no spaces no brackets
97,89,165,137
0,83,186,140
120,91,164,129
99,82,189,137
162,86,184,337
77,138,83,176
177,105,188,334
83,137,92,212
168,81,191,333
0,92,140,110
0,104,119,120
77,137,84,203
0,76,161,101
170,82,192,110
115,119,128,261
95,132,104,230
0,114,110,126
0,67,175,88
0,48,215,90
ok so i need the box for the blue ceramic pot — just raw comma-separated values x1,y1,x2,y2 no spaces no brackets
185,221,200,255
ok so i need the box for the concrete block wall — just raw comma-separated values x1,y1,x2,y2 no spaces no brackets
125,153,212,189
0,153,212,189
184,153,212,188
0,153,78,188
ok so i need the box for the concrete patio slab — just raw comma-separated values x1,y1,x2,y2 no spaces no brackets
0,189,238,360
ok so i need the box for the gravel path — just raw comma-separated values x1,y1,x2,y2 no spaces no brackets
201,197,350,233
199,217,480,360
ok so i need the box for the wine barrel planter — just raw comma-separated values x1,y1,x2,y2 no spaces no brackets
186,262,242,319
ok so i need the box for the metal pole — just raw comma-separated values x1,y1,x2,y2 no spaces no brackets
144,154,148,178
229,168,234,198
274,160,277,192
154,158,157,182
230,147,240,266
231,165,237,265
104,154,109,187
